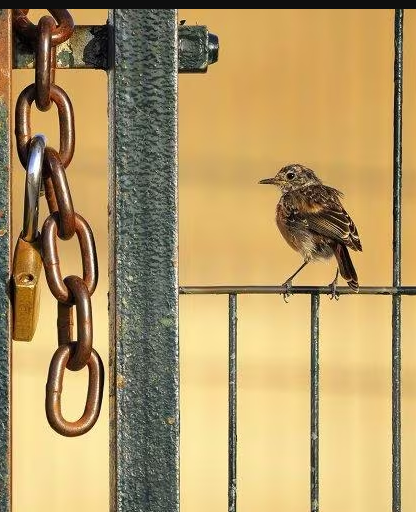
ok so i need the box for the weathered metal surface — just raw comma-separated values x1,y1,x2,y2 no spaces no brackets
392,9,403,512
228,294,237,512
180,284,416,296
13,25,108,69
178,24,219,72
108,9,179,512
310,293,319,512
13,23,218,72
0,8,12,512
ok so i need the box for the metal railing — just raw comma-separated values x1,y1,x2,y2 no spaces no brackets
180,9,404,511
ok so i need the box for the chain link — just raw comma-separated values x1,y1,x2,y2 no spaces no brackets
13,9,104,437
13,9,75,45
41,212,98,302
15,83,75,170
35,15,56,111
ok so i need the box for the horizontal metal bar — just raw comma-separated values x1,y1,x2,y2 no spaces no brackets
13,25,108,69
179,285,416,296
13,23,219,72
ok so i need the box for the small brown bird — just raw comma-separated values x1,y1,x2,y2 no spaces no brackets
259,163,362,296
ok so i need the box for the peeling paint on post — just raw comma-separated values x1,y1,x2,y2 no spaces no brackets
13,24,218,73
0,8,12,512
13,25,109,70
108,9,179,512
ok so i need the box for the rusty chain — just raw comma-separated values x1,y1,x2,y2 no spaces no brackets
13,9,104,437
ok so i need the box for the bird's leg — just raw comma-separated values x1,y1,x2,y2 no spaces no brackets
328,268,340,300
281,260,309,301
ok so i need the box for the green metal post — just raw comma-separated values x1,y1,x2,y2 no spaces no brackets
108,9,179,512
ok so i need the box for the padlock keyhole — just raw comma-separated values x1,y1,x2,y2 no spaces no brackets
18,273,35,284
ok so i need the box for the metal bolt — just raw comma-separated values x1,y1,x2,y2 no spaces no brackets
208,32,219,65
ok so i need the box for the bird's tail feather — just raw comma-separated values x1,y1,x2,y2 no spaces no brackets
334,244,359,292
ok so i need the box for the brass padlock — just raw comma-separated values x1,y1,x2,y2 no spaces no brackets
12,236,42,341
12,134,45,341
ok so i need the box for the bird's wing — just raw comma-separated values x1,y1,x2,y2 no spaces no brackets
294,188,362,251
305,209,361,250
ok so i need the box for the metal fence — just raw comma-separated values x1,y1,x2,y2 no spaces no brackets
0,7,407,512
180,8,404,512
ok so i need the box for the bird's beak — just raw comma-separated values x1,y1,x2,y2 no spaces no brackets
258,176,277,185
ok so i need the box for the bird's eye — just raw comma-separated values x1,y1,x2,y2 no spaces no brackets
286,171,295,180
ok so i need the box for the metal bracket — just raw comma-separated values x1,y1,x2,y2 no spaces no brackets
178,25,219,73
13,24,219,72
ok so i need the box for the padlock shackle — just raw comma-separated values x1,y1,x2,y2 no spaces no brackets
22,134,46,242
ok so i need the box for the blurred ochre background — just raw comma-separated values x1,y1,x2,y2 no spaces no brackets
10,8,416,512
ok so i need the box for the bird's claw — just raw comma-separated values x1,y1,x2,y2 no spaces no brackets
328,279,340,300
281,280,292,303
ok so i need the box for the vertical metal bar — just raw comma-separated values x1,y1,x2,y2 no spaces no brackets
0,9,12,512
392,8,403,512
228,293,237,512
108,9,179,512
310,293,320,512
